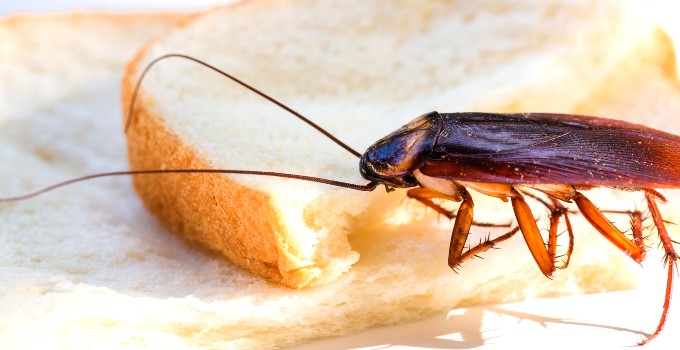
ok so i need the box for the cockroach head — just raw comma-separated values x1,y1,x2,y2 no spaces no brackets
360,111,442,188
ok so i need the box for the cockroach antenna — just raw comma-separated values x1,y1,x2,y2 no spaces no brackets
1,53,381,203
125,54,362,158
0,170,378,203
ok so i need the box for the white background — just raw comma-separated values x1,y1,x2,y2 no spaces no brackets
0,0,230,15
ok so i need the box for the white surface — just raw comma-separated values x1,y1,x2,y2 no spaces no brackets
290,290,677,350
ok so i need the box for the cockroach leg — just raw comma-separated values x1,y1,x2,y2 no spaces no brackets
519,190,574,269
547,201,574,270
458,226,521,265
559,212,575,269
572,192,645,263
445,189,521,269
406,188,510,227
629,210,646,252
645,193,677,260
640,192,679,345
639,261,675,346
600,209,648,252
644,188,668,203
510,188,555,277
406,188,457,220
448,190,474,269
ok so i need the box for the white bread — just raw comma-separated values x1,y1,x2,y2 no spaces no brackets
123,0,652,288
2,2,680,349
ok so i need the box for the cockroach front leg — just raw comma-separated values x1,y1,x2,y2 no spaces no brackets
447,190,474,269
446,189,520,270
457,226,521,266
640,192,679,345
407,188,510,227
510,188,555,277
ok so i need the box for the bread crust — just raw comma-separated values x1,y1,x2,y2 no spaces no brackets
121,33,314,289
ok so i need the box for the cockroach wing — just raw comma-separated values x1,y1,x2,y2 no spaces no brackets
419,113,680,188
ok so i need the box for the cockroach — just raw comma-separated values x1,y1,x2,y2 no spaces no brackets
1,54,678,345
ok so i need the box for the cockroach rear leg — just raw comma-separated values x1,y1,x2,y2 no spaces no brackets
645,193,678,261
510,188,555,277
572,192,645,263
600,208,649,253
407,188,510,227
640,192,679,345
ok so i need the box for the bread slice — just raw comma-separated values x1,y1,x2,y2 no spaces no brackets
3,2,680,349
122,0,650,288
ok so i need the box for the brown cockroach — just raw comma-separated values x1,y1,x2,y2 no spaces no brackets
1,54,678,345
